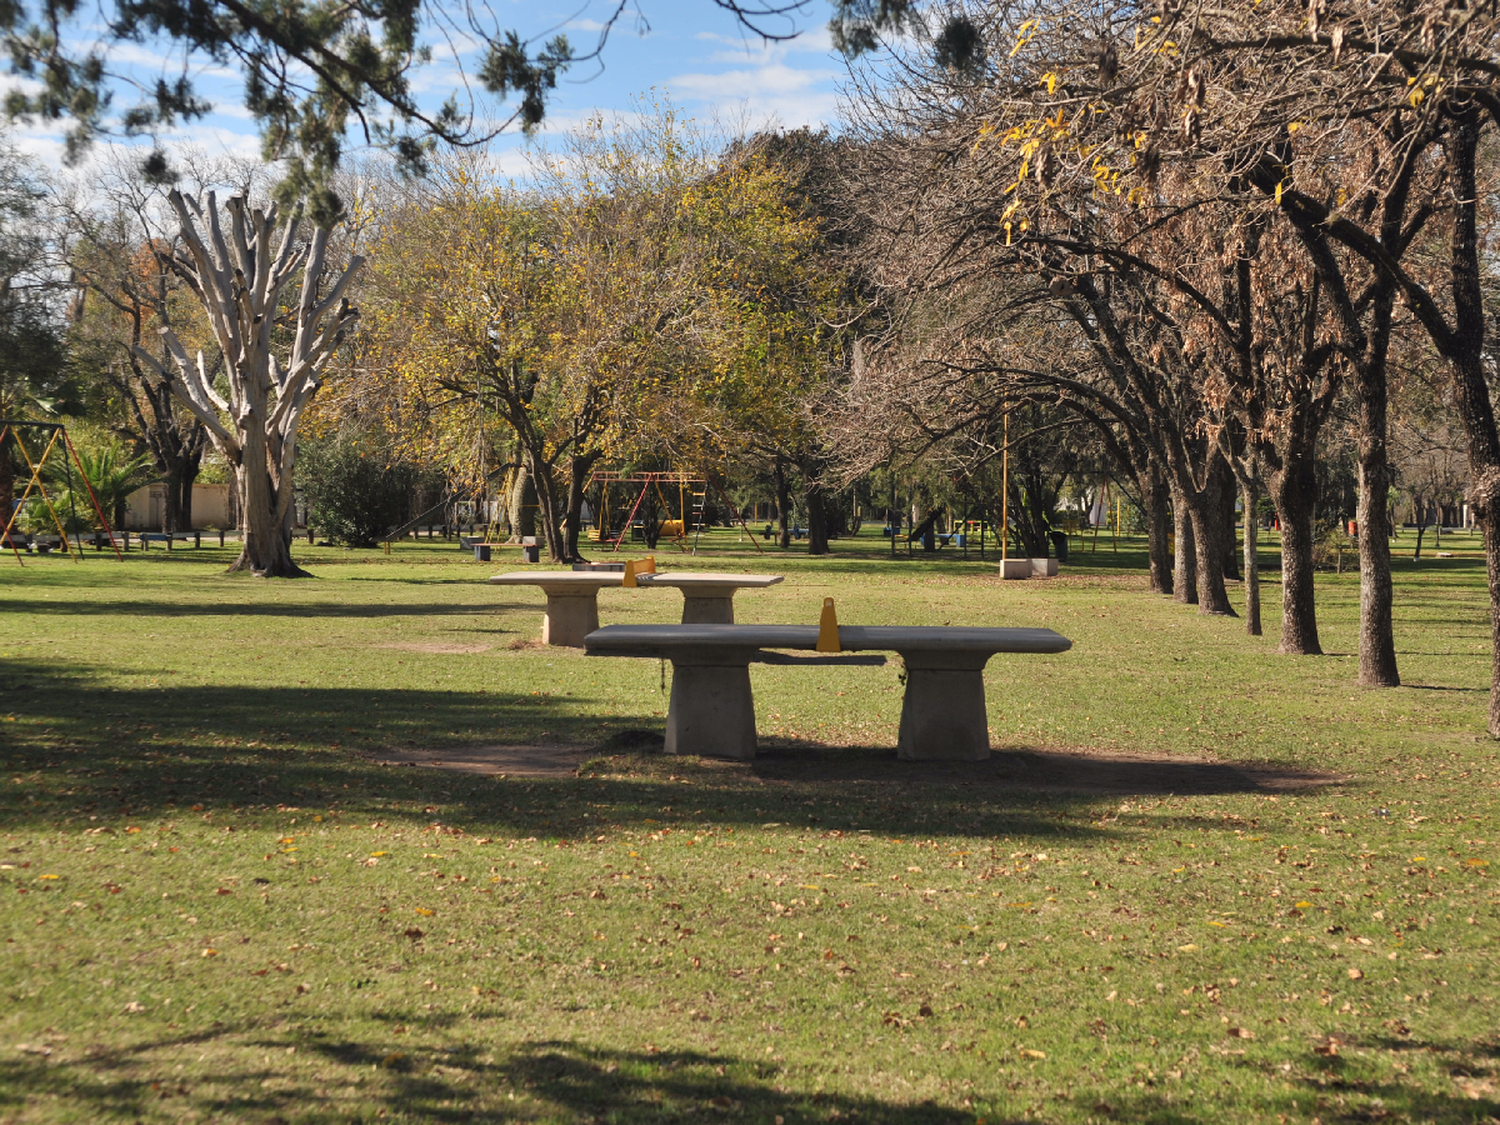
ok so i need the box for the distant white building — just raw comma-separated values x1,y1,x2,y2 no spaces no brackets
122,483,232,530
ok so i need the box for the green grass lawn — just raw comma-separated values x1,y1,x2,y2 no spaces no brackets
2,528,1498,1123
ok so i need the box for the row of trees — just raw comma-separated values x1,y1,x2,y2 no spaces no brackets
817,0,1500,727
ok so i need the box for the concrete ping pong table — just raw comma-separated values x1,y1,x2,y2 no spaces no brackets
487,570,785,647
583,623,1072,761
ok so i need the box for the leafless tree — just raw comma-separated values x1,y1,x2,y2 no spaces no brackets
133,191,362,576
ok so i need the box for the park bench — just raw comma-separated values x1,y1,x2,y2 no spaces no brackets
138,531,202,550
583,622,1071,761
488,569,786,646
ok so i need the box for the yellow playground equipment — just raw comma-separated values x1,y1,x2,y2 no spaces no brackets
588,470,761,555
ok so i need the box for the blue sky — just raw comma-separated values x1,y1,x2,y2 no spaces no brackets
3,0,854,176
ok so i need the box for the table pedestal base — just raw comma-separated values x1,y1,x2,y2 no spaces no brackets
665,659,757,760
896,660,991,761
541,593,601,647
680,594,735,624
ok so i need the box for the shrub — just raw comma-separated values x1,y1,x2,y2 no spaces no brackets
299,435,424,548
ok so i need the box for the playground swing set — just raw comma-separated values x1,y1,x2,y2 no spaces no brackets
1,420,122,566
586,471,762,555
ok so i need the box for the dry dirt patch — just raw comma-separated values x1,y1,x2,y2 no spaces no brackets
372,743,591,777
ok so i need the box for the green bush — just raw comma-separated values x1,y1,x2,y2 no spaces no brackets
299,435,424,548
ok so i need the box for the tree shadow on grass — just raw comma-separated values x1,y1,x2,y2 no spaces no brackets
4,1028,1496,1124
0,1034,984,1123
747,742,1343,796
1,656,1340,843
0,597,521,619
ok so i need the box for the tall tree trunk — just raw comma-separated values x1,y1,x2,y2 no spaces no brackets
178,439,202,530
1146,470,1173,595
528,457,566,562
804,472,829,555
162,463,184,535
1271,456,1322,655
509,465,534,542
1173,489,1198,605
1438,108,1500,732
774,458,792,549
235,426,305,577
1354,315,1399,686
1186,486,1236,616
1242,477,1261,636
1219,463,1241,582
562,453,600,562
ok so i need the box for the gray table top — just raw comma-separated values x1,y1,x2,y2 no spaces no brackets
488,572,624,588
584,623,1071,654
634,572,784,590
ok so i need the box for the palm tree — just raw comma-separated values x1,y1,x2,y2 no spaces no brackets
44,442,155,532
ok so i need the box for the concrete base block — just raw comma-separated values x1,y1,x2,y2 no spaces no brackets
541,594,600,647
998,558,1031,580
665,661,757,759
1030,557,1058,577
896,666,991,761
680,595,735,624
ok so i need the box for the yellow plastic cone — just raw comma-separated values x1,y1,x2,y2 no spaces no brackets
623,559,639,588
816,597,841,653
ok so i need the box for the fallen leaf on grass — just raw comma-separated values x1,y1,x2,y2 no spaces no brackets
201,948,218,957
14,1043,51,1056
123,1002,146,1014
404,928,424,940
1019,1049,1046,1060
1227,1027,1255,1040
1347,968,1364,980
1177,944,1200,952
414,907,434,916
1314,1037,1342,1057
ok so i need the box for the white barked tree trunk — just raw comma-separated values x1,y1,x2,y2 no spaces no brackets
133,190,362,577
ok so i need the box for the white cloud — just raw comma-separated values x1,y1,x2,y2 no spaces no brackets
694,24,835,57
673,61,838,97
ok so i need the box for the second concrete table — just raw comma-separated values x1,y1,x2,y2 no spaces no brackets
632,571,785,623
487,571,624,647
